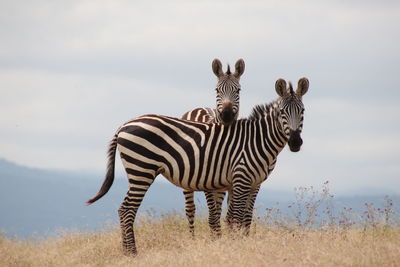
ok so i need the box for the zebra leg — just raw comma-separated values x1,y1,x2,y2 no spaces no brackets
230,177,252,230
214,191,226,211
242,185,260,235
225,189,234,227
205,191,221,237
213,191,226,236
214,191,226,225
118,200,133,254
183,190,196,236
118,177,154,255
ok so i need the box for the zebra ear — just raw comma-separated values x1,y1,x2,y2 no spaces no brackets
233,59,245,78
296,77,309,96
212,59,224,77
275,79,287,97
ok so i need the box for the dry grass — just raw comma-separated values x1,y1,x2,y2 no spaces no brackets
1,216,400,267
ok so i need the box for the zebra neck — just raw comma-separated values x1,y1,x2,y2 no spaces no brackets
246,99,287,157
261,111,287,157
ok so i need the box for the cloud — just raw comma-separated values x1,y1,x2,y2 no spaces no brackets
1,1,399,68
0,0,399,194
0,69,214,170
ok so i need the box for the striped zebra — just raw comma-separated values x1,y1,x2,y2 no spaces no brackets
87,77,309,255
181,58,245,236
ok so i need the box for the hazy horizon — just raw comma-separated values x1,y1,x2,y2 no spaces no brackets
1,157,399,238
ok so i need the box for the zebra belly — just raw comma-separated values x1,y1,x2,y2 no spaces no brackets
160,171,231,192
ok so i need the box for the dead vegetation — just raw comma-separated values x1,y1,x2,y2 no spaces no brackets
2,184,399,266
1,215,400,266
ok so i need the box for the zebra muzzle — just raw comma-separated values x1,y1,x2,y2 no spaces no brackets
288,130,303,152
220,102,235,124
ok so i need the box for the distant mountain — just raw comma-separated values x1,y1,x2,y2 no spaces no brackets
0,158,188,238
0,158,398,238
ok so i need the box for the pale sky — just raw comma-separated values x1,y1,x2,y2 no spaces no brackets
1,0,399,195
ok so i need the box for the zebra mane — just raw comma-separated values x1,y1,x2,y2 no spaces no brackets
288,82,294,95
226,64,231,75
248,99,279,121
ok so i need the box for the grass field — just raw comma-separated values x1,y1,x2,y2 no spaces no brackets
1,215,400,267
2,185,399,266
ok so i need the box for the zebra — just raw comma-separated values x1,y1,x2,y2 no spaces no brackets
181,58,245,236
87,77,309,255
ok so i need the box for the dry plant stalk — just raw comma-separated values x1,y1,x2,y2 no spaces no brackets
1,217,400,267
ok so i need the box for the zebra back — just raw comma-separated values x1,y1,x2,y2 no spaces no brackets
181,107,215,123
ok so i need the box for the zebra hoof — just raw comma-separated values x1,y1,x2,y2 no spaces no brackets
224,216,234,229
210,230,222,240
122,247,138,257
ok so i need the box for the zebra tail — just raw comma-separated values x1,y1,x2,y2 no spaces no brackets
86,133,118,205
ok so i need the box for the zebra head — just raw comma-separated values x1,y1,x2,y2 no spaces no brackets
275,77,309,152
212,58,245,124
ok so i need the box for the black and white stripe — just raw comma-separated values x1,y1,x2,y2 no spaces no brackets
181,58,244,236
87,77,309,255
